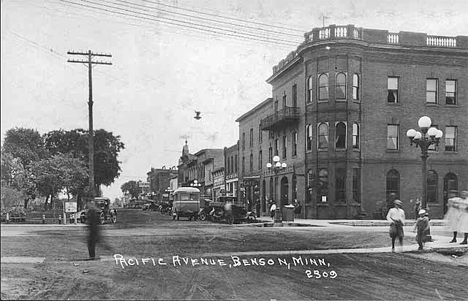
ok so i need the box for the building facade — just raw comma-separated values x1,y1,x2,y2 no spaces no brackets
147,167,178,203
224,143,239,198
239,24,467,219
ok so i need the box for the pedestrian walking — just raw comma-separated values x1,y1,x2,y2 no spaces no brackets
414,209,430,251
457,191,468,245
445,196,461,243
86,200,112,260
269,201,276,219
386,199,405,252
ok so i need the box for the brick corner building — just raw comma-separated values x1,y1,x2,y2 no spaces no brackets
238,24,468,219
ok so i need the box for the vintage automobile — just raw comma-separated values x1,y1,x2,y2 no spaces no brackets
79,197,117,224
172,187,200,221
208,196,256,224
142,201,158,211
197,198,213,221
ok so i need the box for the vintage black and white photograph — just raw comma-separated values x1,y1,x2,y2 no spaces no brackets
1,0,468,300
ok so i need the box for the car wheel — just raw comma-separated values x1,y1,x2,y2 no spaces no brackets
199,212,207,221
80,216,86,224
247,215,256,223
110,213,117,224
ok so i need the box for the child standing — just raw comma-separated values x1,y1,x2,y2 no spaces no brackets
414,209,431,251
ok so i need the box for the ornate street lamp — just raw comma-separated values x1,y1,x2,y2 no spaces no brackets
406,116,443,210
266,155,287,226
190,180,201,188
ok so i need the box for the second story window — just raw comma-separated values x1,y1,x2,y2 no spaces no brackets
275,139,279,156
306,124,313,151
242,156,245,173
445,126,457,151
353,74,360,101
335,122,347,149
307,76,313,103
249,153,253,172
258,150,262,170
336,73,346,100
387,124,399,150
293,132,298,157
268,146,273,163
387,77,399,103
318,122,329,150
352,123,360,149
446,80,457,105
282,135,287,159
319,74,329,101
292,84,297,107
426,79,438,104
274,98,278,113
242,132,245,150
259,124,263,144
282,93,287,108
250,128,253,148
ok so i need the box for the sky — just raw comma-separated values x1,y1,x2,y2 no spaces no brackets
2,0,468,201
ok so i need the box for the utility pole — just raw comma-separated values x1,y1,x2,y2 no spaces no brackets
67,50,112,202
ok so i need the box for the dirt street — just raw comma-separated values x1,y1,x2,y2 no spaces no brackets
1,209,467,300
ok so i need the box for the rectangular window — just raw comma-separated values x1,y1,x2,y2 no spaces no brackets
446,80,457,105
258,150,262,170
335,168,346,203
242,132,245,150
268,147,273,164
353,74,359,101
445,126,457,151
307,76,313,103
426,79,438,104
242,156,245,173
282,94,287,108
292,84,297,108
387,77,399,103
293,132,298,157
259,124,263,144
352,123,359,149
387,125,399,150
235,155,238,172
306,125,312,151
250,128,253,148
282,136,287,159
352,168,360,203
275,139,279,156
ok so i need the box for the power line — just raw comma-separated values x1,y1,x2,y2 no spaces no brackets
143,0,306,33
60,0,299,46
115,0,302,39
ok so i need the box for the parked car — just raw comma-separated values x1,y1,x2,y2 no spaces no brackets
142,202,158,211
79,197,117,224
208,196,256,224
198,198,213,221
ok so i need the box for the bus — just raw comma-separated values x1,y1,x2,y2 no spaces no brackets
172,187,200,221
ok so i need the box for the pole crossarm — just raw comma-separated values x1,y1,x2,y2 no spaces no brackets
67,51,112,57
67,59,112,65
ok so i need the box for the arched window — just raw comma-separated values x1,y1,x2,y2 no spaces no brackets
427,170,438,203
335,122,347,149
352,123,360,149
318,74,329,101
307,76,313,103
318,123,329,150
353,74,359,100
336,73,346,100
386,169,400,198
306,124,313,151
319,168,328,202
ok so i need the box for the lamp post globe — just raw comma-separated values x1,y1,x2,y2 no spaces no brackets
418,116,431,130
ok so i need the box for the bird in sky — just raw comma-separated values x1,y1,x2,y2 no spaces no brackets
194,111,201,120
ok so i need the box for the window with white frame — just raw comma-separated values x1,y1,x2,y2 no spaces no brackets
445,126,457,151
387,77,399,103
318,122,329,150
336,73,347,100
318,74,329,101
307,76,313,103
306,124,313,151
352,123,359,149
387,125,399,150
426,79,438,104
292,132,298,157
446,80,457,105
353,74,359,101
335,122,347,149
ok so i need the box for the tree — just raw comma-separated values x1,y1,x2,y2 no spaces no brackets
3,127,48,168
43,128,125,194
121,180,142,199
30,154,88,209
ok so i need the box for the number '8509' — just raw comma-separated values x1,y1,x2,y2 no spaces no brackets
305,270,337,279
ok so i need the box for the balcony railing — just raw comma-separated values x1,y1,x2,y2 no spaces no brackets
260,106,300,131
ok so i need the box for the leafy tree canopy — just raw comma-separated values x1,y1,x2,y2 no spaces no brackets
121,180,142,199
2,127,48,167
